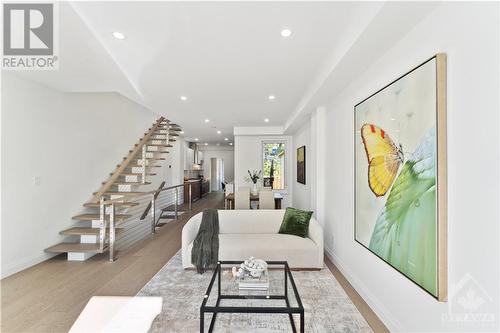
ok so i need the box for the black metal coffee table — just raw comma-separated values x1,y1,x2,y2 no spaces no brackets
200,260,304,333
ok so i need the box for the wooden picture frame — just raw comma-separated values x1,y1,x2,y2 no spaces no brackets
296,146,306,185
262,177,272,188
354,54,447,301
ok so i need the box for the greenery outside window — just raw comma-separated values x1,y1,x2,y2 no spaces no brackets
262,142,285,190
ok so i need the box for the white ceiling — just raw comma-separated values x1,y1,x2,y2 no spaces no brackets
11,1,438,144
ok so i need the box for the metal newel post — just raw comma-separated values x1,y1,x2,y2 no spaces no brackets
99,197,105,252
141,145,147,184
151,194,156,234
109,203,115,262
166,121,170,146
189,183,192,211
175,187,179,220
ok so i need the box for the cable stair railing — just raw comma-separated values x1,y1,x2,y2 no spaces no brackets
45,117,192,262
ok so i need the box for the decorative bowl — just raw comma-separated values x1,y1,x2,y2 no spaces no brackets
241,258,267,278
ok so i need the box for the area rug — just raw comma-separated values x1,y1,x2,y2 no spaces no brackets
138,252,372,333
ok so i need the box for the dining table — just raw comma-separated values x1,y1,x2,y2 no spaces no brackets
224,192,283,210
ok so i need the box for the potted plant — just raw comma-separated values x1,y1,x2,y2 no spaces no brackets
246,170,262,195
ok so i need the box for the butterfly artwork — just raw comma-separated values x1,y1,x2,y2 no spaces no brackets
360,123,404,197
354,54,447,301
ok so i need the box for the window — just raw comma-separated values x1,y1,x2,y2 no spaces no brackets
262,142,285,190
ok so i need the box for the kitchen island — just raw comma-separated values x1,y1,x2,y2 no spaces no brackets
184,179,210,203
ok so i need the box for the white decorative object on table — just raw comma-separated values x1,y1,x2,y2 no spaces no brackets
252,183,258,195
231,266,238,278
232,257,268,279
246,170,262,195
241,257,267,278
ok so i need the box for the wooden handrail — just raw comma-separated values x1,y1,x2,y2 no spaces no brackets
87,117,166,204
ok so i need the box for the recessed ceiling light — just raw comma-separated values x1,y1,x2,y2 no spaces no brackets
224,137,228,141
229,142,233,146
194,138,199,141
264,118,270,123
217,130,221,134
268,95,275,100
180,96,187,101
280,29,292,38
204,143,208,146
112,31,126,40
205,119,210,123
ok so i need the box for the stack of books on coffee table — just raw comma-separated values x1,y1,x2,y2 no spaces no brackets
238,270,269,291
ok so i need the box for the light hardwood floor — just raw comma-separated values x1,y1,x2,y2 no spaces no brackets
1,192,387,332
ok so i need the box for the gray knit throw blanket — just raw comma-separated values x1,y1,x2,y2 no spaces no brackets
191,209,219,274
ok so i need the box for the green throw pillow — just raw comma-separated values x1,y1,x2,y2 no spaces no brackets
279,207,313,238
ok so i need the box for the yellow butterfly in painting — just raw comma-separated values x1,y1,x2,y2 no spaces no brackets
361,123,404,197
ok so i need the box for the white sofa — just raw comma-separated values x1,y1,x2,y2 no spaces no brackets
182,209,323,269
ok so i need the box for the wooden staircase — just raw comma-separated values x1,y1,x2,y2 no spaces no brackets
45,117,182,261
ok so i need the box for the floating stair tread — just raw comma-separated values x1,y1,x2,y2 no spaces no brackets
83,201,139,208
45,243,105,253
136,143,173,148
60,227,125,236
127,164,162,168
129,150,169,155
129,150,169,154
123,157,166,161
158,122,181,127
152,132,179,136
119,164,162,168
145,140,173,144
146,144,173,147
101,180,151,185
152,130,179,133
106,181,152,186
93,191,145,196
72,213,131,221
119,172,157,176
134,157,167,161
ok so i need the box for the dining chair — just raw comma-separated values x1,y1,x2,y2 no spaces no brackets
258,190,275,209
225,183,234,195
223,183,234,209
234,187,250,209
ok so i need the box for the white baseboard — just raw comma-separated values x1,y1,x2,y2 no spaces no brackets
1,252,57,279
324,246,402,332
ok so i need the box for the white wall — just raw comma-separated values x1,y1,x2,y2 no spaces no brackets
291,118,312,210
164,136,185,187
234,135,293,207
0,73,168,277
302,3,499,332
198,145,234,184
